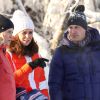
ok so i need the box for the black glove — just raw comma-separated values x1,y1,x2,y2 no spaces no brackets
28,58,49,69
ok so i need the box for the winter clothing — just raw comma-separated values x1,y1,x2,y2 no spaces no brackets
28,58,49,69
0,14,14,33
6,52,49,98
16,88,48,100
48,27,100,100
10,10,34,36
0,47,16,100
67,5,87,30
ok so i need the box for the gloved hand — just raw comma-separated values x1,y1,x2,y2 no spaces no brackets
28,58,49,69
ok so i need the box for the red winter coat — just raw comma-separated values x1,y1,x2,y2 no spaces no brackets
6,51,49,98
0,47,16,100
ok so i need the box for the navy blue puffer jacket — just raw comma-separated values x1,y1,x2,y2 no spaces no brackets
49,27,100,100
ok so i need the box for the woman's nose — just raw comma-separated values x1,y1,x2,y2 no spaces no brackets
8,34,12,38
25,33,31,38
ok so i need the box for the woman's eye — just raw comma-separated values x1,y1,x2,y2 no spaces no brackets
29,31,33,34
22,31,33,35
23,32,27,34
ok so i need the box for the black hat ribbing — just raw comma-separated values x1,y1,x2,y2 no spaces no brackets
67,5,87,30
0,14,14,33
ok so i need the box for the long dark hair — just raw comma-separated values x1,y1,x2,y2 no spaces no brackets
8,36,39,57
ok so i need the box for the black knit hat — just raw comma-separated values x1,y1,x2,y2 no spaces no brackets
67,5,87,30
0,14,14,33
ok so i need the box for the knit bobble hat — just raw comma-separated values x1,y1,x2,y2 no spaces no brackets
0,14,14,33
67,5,87,30
11,10,34,36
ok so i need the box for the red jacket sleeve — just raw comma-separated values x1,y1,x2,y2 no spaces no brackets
6,52,32,84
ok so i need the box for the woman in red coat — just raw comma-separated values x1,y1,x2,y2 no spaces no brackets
0,14,16,100
6,10,49,100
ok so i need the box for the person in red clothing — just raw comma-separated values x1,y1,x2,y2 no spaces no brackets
6,10,49,100
0,14,16,100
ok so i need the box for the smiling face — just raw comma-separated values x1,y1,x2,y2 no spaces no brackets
17,29,33,46
67,25,86,43
0,28,13,46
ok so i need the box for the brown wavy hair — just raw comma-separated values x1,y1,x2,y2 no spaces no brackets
8,36,39,57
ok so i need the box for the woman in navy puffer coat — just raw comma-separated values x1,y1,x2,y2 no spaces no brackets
48,26,100,100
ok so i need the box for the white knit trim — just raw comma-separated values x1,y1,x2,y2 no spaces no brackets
11,10,34,36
